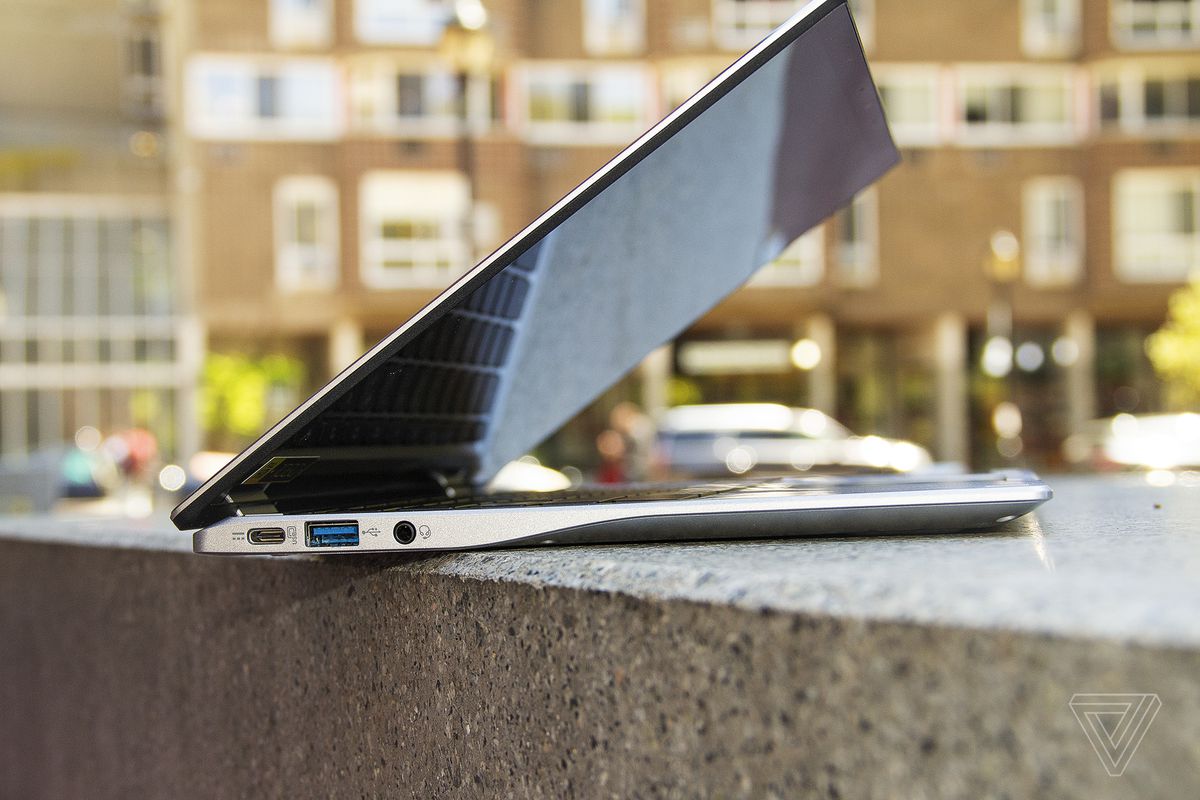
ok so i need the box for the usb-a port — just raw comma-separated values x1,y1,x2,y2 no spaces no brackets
306,521,359,548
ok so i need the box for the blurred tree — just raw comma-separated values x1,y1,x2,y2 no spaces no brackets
202,353,306,450
668,376,703,407
1147,278,1200,410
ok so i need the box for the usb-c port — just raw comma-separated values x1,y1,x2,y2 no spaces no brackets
248,528,286,545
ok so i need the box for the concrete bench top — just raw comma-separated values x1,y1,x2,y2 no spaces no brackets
5,474,1199,798
4,475,1197,648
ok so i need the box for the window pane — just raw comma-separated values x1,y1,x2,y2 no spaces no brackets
1145,79,1167,118
1100,83,1121,122
396,74,425,116
294,203,318,245
257,75,280,118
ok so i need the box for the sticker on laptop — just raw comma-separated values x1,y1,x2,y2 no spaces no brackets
243,456,318,485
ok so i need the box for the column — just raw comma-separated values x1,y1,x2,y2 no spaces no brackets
176,316,206,461
934,312,969,466
805,314,837,415
1063,310,1097,435
639,344,673,419
328,318,366,376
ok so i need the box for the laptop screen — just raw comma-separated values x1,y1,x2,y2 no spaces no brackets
174,0,899,528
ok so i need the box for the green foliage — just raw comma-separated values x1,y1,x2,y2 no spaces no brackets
1147,278,1200,410
202,352,307,448
667,376,703,407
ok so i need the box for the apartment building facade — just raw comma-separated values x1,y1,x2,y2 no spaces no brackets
180,0,1200,468
0,0,199,464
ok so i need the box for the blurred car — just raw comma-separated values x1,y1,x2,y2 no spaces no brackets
0,446,119,514
655,403,933,479
1065,412,1200,470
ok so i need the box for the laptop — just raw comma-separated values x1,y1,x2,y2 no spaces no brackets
173,0,1051,554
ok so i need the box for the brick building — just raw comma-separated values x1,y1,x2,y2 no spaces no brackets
176,0,1200,469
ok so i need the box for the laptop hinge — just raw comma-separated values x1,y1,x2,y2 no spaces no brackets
225,489,280,516
225,467,467,517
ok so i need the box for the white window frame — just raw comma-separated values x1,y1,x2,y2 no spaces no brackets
348,56,495,137
751,227,825,287
1023,177,1085,287
1113,168,1200,283
270,0,334,49
835,190,879,288
850,0,874,51
660,60,728,112
354,0,448,45
513,62,654,146
873,64,945,147
711,0,873,52
953,65,1082,147
186,54,343,141
1094,62,1200,134
359,171,472,289
274,176,340,292
123,21,164,119
583,0,646,55
1022,0,1082,56
1111,0,1200,49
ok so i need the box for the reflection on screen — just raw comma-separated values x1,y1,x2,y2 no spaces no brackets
251,2,899,509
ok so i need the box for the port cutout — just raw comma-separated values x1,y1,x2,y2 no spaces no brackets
306,521,360,548
393,521,417,545
248,528,286,545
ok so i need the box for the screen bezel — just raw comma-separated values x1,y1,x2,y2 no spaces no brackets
172,0,854,530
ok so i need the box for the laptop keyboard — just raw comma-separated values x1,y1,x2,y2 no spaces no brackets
334,472,1025,514
345,482,750,513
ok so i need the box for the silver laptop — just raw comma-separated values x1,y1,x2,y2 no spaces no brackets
173,0,1051,555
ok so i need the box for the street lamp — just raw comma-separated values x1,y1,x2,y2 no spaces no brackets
982,229,1020,379
440,0,494,263
983,229,1022,459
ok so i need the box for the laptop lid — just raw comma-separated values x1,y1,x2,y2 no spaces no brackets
172,0,898,530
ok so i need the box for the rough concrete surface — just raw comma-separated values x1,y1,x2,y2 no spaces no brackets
2,476,1199,798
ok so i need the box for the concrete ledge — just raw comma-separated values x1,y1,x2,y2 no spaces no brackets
2,477,1198,797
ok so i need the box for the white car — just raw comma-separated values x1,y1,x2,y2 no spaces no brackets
1066,412,1200,470
656,403,933,478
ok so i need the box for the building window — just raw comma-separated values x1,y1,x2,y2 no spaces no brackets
1022,0,1081,55
660,62,726,111
1096,66,1200,132
849,0,874,50
1112,0,1200,48
270,0,333,48
1114,169,1200,283
955,68,1078,145
394,71,458,120
835,191,878,288
355,0,448,45
712,0,872,51
1143,73,1200,122
1023,178,1084,286
360,172,471,288
751,227,824,286
350,60,496,136
274,176,339,291
584,0,645,55
875,66,943,146
123,25,164,119
186,56,342,140
519,65,651,144
1098,78,1123,126
0,196,180,458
